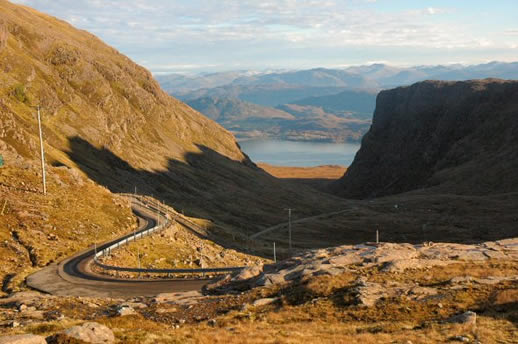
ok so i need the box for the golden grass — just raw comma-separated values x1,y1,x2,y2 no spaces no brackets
258,163,347,180
0,164,135,294
96,222,269,278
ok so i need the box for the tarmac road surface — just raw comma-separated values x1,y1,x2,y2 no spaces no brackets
27,204,211,298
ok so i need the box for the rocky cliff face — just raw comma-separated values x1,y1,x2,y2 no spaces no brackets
334,79,518,198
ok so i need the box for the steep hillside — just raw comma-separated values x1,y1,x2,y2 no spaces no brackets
0,1,244,170
334,79,518,198
0,0,347,247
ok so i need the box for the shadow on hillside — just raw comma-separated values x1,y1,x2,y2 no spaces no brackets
65,136,518,256
65,136,270,256
266,177,336,193
64,136,349,258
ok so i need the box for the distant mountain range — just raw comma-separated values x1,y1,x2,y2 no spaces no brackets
157,62,518,142
187,90,376,142
157,62,518,94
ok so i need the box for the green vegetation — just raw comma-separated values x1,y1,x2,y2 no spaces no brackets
13,84,29,103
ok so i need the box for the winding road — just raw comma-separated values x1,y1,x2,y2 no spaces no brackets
26,196,344,298
27,203,211,298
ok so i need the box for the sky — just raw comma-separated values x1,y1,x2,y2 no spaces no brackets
11,0,518,74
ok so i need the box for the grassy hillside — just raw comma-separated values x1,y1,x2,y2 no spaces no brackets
0,0,350,263
0,0,244,170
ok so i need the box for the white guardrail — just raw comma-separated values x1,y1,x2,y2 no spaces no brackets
92,194,244,275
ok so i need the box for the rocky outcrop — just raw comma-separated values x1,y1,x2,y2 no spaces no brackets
214,238,518,294
58,322,115,344
334,79,518,198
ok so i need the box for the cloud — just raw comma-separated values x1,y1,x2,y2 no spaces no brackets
9,1,475,48
9,0,517,71
425,7,445,15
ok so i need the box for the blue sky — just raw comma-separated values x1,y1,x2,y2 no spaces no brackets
11,0,518,74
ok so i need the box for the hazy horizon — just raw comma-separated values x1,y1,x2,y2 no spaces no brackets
151,60,518,77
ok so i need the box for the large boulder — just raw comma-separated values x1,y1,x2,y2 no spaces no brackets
59,322,115,343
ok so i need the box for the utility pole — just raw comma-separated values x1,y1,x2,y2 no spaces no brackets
376,229,379,244
285,208,294,250
37,105,47,195
273,242,277,263
137,247,141,279
157,199,160,228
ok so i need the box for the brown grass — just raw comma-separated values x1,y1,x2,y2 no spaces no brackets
0,163,135,295
1,258,516,343
258,163,347,180
96,222,269,278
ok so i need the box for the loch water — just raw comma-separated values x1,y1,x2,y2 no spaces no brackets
238,139,361,167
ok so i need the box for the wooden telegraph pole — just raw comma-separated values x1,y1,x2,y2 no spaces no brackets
284,208,295,250
37,105,47,195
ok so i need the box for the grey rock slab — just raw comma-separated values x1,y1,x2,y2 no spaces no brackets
450,276,473,284
406,286,438,301
328,254,363,266
153,291,202,304
362,243,418,264
313,266,345,277
256,273,286,287
354,281,387,307
483,250,507,259
0,335,47,344
19,310,45,320
496,238,518,247
252,297,279,306
456,250,488,261
0,292,51,307
447,311,477,326
61,322,115,343
231,265,263,282
382,259,453,273
122,302,147,309
115,305,136,316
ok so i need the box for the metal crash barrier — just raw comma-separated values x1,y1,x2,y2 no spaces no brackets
92,194,244,276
